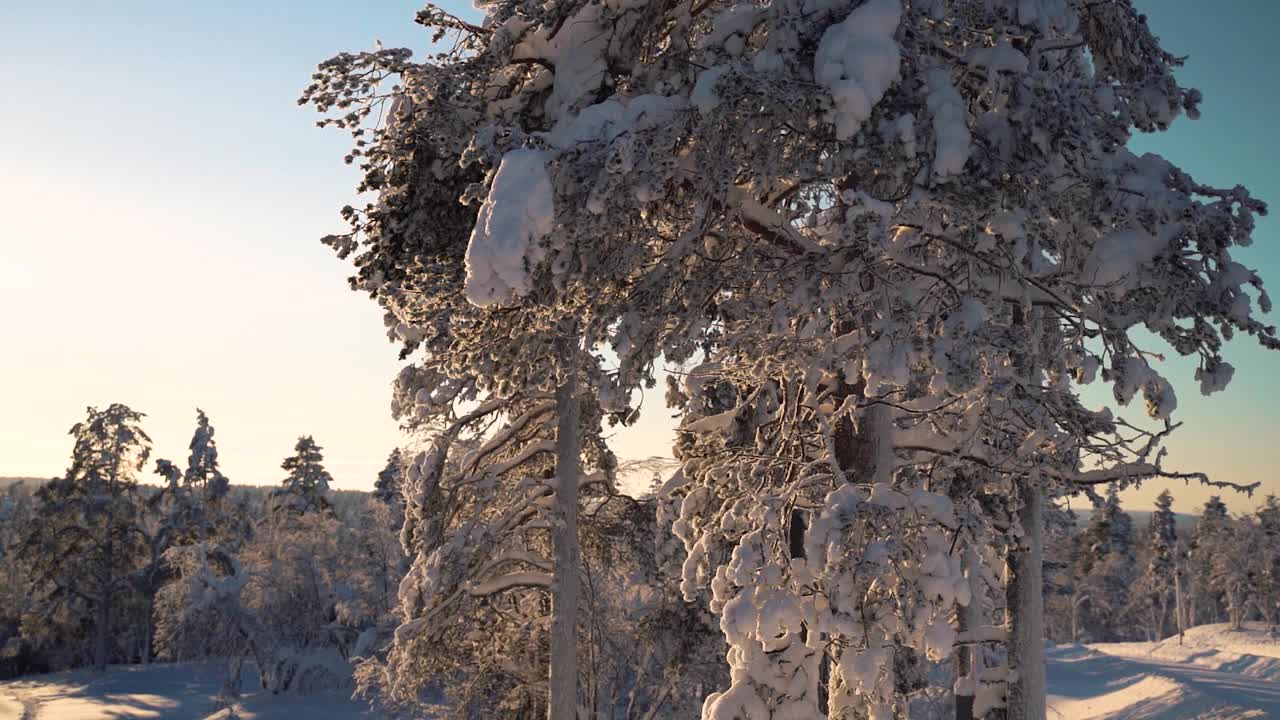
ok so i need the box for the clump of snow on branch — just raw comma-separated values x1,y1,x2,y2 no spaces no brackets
1082,226,1171,296
814,0,902,140
925,69,970,179
464,149,556,307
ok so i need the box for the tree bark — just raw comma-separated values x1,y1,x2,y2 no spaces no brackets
549,352,581,720
1006,482,1046,720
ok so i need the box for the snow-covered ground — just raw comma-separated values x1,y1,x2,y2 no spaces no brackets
1048,623,1280,719
7,625,1280,719
0,661,383,719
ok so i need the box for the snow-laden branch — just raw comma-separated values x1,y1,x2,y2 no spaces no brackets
461,401,555,476
730,188,825,255
956,625,1008,644
1046,463,1260,494
465,571,554,596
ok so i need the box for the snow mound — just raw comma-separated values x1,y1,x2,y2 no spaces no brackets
1098,623,1280,682
1044,645,1264,717
1048,631,1280,719
1174,623,1280,659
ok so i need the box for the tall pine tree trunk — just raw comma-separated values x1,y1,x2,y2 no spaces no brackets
1006,481,1046,720
549,350,581,720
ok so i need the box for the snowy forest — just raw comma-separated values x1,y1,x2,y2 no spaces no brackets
6,431,1280,719
4,0,1280,718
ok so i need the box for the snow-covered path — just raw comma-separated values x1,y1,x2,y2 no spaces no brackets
1048,644,1280,719
0,662,383,719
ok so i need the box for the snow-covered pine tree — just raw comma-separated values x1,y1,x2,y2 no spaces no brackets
1142,490,1177,640
1070,487,1135,641
1041,499,1077,644
22,404,151,670
371,449,404,508
1210,514,1257,631
151,410,240,662
269,436,336,518
180,409,231,529
1188,496,1231,625
150,410,230,554
304,0,1279,716
369,369,615,715
1253,496,1280,624
303,13,621,715
0,482,40,677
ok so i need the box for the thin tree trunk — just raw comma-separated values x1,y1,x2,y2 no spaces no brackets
1174,568,1185,643
549,349,581,720
789,510,825,714
1071,595,1084,644
95,590,111,671
142,594,153,665
955,543,982,720
1006,482,1046,720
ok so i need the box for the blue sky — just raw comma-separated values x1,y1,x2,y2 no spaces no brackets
0,1,1275,511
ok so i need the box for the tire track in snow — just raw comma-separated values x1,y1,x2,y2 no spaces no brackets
0,689,37,720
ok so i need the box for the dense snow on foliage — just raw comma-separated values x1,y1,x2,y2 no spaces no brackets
299,0,1280,715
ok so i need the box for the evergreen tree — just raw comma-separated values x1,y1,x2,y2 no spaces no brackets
1188,496,1231,625
1212,515,1258,630
1254,496,1280,624
269,436,335,518
1137,490,1178,640
1073,487,1135,641
183,410,230,505
22,404,150,670
147,410,240,664
371,450,403,508
0,482,40,677
1041,500,1078,643
154,410,231,544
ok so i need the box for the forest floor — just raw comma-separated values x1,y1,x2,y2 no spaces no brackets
0,660,382,719
1048,622,1280,719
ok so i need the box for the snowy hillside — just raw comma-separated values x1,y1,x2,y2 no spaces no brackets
0,662,382,720
1101,623,1280,679
1047,624,1280,719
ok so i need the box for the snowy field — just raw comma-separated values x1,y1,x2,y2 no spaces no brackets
6,625,1280,719
1048,623,1280,719
0,662,383,720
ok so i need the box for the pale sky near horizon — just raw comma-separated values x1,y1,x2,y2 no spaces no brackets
1,1,1277,513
